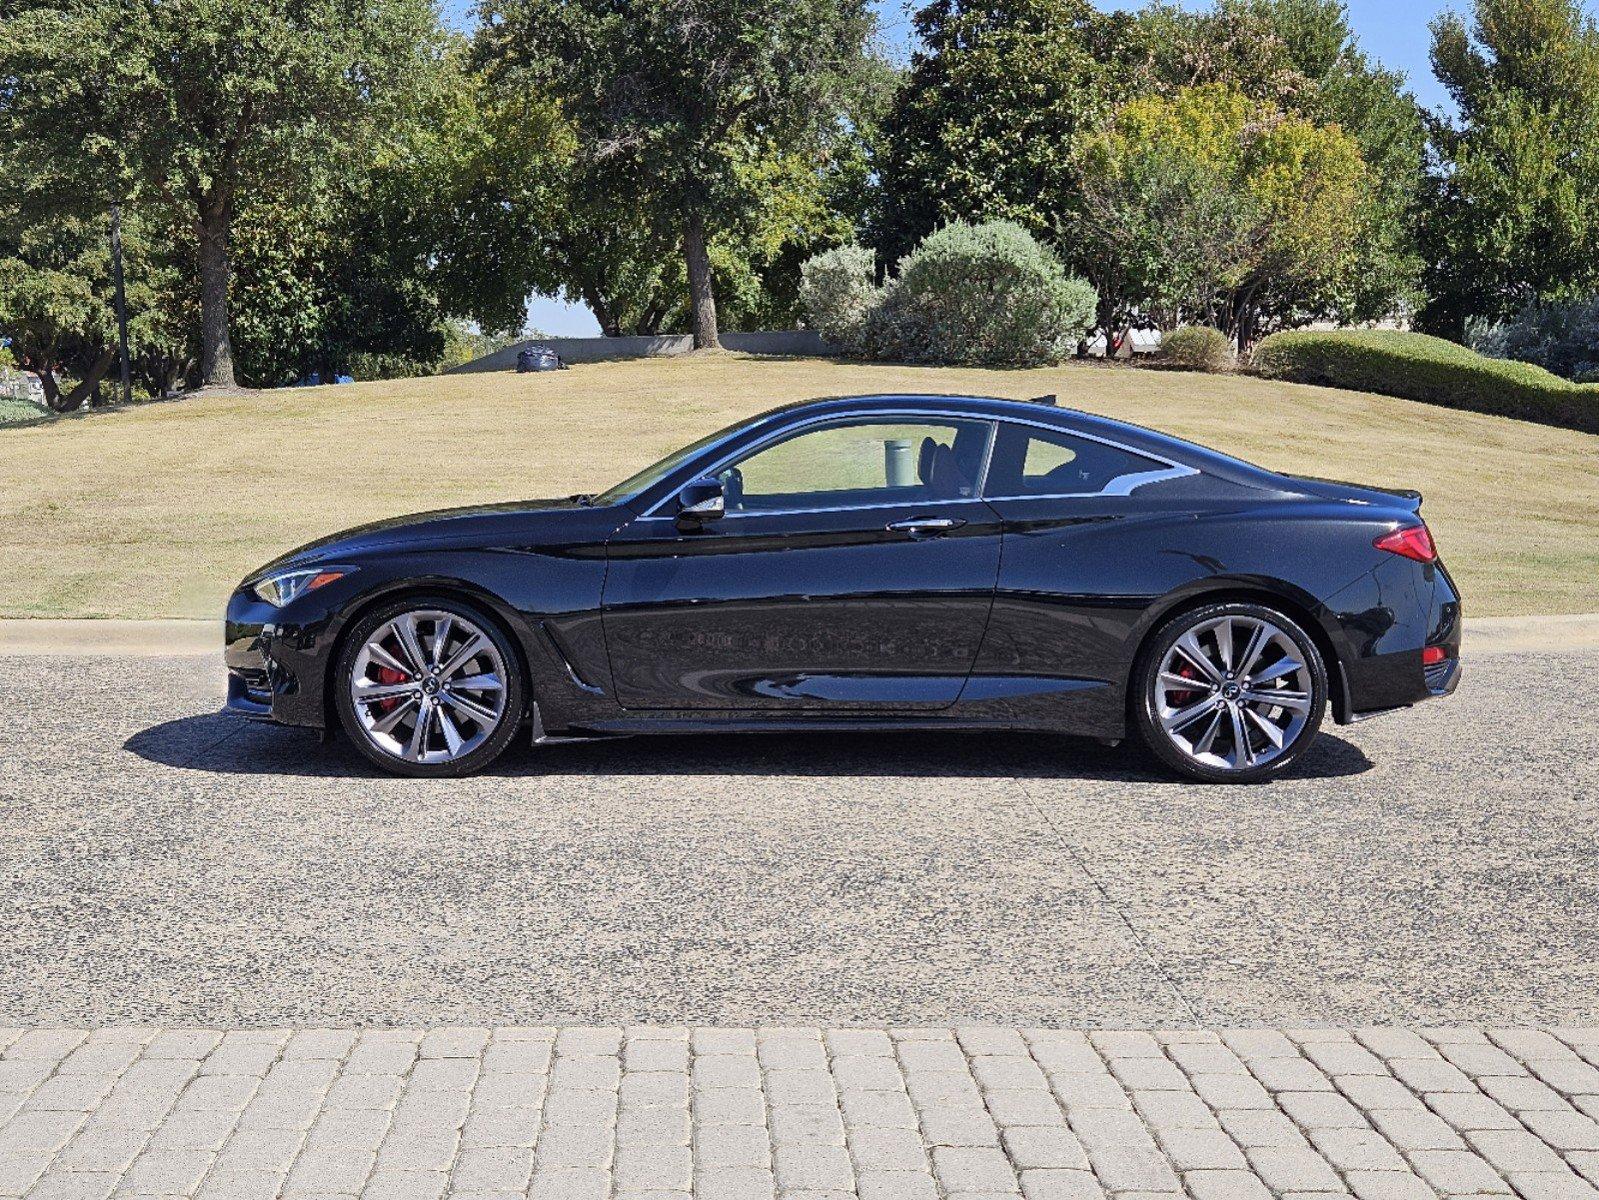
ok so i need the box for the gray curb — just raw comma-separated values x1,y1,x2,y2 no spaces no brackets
1,613,1596,658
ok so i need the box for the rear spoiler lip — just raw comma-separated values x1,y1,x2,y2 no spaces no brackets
1281,473,1424,511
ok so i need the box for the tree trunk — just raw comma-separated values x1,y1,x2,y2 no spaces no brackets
582,284,622,338
682,210,720,350
1230,283,1262,353
196,202,238,388
37,348,117,413
633,290,668,336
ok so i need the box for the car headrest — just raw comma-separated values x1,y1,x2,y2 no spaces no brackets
929,442,963,498
918,437,937,485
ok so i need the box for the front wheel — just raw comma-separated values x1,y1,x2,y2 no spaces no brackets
334,596,526,778
1133,602,1327,783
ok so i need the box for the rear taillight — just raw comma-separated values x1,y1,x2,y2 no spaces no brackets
1374,523,1436,563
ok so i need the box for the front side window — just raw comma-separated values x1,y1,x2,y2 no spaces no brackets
983,423,1168,498
718,418,992,513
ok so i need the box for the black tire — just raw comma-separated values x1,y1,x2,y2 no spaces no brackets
1132,601,1328,784
333,594,526,778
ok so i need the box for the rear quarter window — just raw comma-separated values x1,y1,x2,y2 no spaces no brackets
986,423,1171,497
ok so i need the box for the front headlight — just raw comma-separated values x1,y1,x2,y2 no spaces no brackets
252,566,351,607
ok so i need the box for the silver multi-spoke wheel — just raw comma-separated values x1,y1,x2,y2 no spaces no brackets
347,609,509,765
1153,613,1314,773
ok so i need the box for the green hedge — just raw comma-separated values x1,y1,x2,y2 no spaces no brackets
1252,329,1599,434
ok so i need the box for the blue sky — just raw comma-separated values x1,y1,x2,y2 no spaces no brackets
437,0,1593,336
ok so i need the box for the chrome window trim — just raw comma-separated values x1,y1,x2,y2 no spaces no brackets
640,496,998,523
635,406,1198,521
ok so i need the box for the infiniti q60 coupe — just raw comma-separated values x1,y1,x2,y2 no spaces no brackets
226,393,1461,782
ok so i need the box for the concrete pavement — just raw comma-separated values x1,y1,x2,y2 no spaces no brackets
2,647,1596,1029
4,628,1599,1198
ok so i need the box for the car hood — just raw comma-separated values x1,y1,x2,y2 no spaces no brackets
244,497,603,582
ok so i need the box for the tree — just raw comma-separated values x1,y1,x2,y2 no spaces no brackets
226,183,455,386
0,0,442,389
872,0,1132,264
1069,129,1262,336
1420,0,1599,335
0,147,189,409
418,59,687,339
480,0,879,349
224,48,478,386
1071,85,1375,347
1131,0,1425,326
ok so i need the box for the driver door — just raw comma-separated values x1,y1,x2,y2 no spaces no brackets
601,416,1003,711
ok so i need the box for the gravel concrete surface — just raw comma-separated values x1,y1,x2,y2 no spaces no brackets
1,650,1596,1029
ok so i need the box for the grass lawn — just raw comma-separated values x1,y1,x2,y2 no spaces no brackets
2,353,1595,619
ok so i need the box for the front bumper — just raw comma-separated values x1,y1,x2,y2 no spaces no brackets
224,587,337,727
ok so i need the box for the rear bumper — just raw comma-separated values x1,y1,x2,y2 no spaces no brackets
1423,652,1462,698
1330,556,1462,723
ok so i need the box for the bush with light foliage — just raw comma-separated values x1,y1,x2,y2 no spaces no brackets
797,244,879,352
801,223,1097,367
1159,325,1234,372
891,221,1096,366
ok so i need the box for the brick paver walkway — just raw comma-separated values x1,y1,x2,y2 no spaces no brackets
3,1027,1598,1200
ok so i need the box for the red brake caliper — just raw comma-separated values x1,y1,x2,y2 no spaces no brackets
375,665,407,712
1168,661,1200,705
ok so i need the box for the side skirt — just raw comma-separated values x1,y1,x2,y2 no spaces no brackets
545,714,1074,740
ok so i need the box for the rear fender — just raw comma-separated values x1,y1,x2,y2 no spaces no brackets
1128,575,1355,722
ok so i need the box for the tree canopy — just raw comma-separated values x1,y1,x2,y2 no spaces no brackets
3,0,1590,396
480,0,882,348
872,0,1132,263
1072,84,1374,345
1420,0,1599,335
0,0,444,388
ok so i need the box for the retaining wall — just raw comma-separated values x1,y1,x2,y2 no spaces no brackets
449,329,835,373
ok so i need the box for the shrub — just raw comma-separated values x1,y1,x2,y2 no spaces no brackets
799,224,1098,367
891,221,1097,366
798,244,880,352
1465,295,1599,383
1253,329,1599,433
1160,325,1235,372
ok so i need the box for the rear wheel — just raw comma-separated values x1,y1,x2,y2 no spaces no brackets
1133,602,1327,783
334,596,525,778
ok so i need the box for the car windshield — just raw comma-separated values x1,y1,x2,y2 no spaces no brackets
590,415,757,507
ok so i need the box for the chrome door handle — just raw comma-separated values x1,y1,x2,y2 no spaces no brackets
886,516,966,536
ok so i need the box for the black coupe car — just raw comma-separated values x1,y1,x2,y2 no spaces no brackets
226,393,1461,782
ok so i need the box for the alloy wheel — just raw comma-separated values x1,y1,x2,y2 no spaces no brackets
347,609,509,765
1152,613,1314,772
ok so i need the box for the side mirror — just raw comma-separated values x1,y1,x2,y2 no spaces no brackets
675,477,724,526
